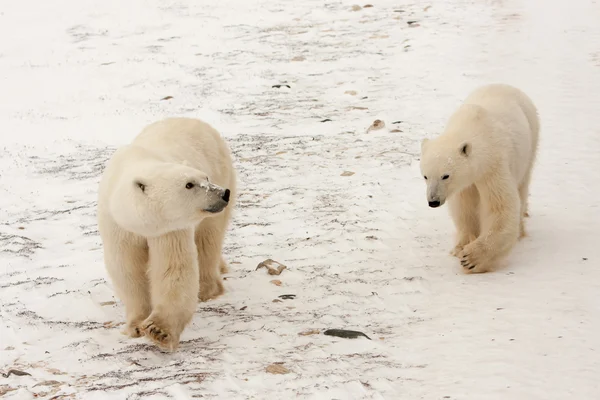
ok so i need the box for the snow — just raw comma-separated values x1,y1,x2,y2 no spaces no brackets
1,0,599,398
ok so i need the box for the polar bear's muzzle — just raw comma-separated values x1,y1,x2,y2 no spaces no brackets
203,185,231,214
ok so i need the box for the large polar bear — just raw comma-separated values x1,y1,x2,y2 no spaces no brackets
97,117,236,350
420,83,539,273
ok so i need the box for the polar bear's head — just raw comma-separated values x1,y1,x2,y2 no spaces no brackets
419,139,473,208
419,104,491,208
110,162,231,237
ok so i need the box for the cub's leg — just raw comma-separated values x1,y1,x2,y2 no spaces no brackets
448,184,480,257
459,169,520,273
518,167,534,238
142,228,199,351
196,217,227,302
101,221,151,338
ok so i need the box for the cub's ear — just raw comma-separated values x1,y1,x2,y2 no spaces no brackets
420,138,429,152
134,180,146,193
460,143,471,156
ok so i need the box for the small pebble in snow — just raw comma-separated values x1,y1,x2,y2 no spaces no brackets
278,294,296,300
266,363,290,374
582,257,588,261
367,119,385,132
2,369,31,378
321,118,332,122
364,4,374,8
270,279,282,286
256,259,287,275
272,84,291,89
160,96,173,101
341,171,355,176
298,329,321,336
33,380,62,387
351,5,362,11
323,329,371,340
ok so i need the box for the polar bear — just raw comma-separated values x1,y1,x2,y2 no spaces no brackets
420,83,539,273
97,117,237,350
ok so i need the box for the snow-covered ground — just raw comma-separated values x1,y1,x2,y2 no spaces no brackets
1,0,599,398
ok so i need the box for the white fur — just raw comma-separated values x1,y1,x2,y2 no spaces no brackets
97,117,237,350
420,83,539,273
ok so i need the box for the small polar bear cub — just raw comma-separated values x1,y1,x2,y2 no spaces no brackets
420,83,539,273
97,117,236,351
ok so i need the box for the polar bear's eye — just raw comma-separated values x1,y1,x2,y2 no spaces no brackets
135,181,146,192
185,182,195,189
424,176,428,180
442,175,450,180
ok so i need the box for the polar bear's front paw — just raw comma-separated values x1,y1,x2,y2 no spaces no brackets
121,321,143,338
450,234,477,257
198,278,225,302
141,318,178,351
458,242,491,274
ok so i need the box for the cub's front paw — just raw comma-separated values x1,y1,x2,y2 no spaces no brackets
141,318,179,351
450,234,477,257
121,321,143,338
458,241,491,274
198,278,225,302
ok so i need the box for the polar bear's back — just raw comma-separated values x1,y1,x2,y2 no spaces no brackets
464,83,539,139
463,84,540,182
132,118,236,193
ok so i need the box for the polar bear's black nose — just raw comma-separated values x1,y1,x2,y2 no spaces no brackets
428,200,441,208
222,189,231,203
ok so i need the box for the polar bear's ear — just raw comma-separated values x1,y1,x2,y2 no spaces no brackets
420,138,429,152
134,180,146,193
460,143,471,156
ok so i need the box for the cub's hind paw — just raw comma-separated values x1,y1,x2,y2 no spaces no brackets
219,257,229,274
199,278,225,302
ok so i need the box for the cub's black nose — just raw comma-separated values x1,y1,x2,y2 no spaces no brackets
222,189,231,203
428,200,440,208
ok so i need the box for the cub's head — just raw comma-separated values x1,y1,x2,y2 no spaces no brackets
419,138,473,208
110,162,231,236
419,104,490,208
